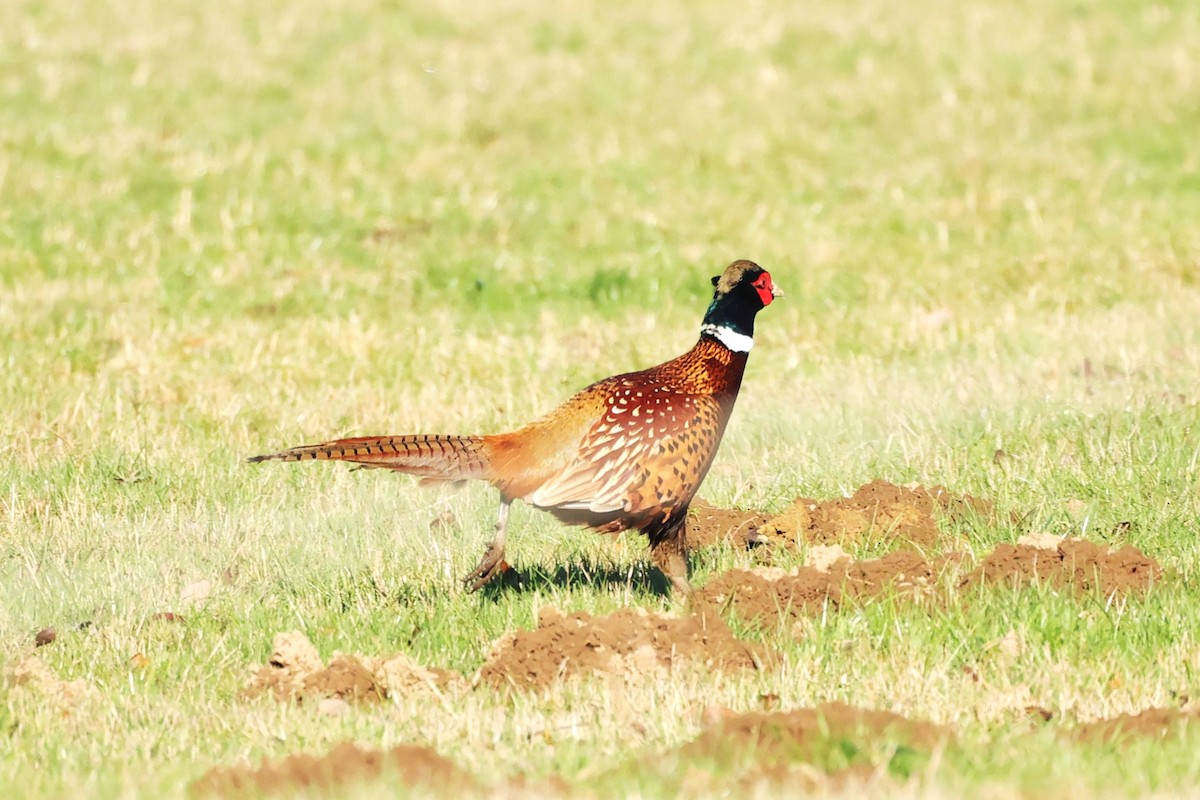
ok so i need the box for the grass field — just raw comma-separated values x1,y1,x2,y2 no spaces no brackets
3,0,1200,796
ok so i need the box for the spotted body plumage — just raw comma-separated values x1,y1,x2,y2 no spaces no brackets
250,260,782,593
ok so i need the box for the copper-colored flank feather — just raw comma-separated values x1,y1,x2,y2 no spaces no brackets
250,260,782,593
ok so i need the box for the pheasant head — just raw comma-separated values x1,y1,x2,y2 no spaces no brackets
700,260,783,352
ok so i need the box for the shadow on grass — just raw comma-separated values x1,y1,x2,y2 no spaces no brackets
476,555,675,599
306,553,678,610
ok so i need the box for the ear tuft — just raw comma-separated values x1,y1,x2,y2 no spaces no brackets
711,275,720,287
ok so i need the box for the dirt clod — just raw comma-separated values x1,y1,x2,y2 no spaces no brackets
264,631,322,679
317,697,350,717
304,654,386,702
962,539,1161,597
476,607,776,691
1025,706,1054,723
679,702,950,777
699,550,946,626
1016,532,1064,550
191,741,476,797
34,628,56,647
806,544,851,572
244,631,462,703
688,498,775,549
754,480,990,551
1075,708,1200,743
5,656,95,707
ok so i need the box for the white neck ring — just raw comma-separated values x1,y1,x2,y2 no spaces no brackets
701,324,754,353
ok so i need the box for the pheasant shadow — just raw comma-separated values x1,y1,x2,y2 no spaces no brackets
476,556,676,598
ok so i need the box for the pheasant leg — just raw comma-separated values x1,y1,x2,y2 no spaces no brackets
650,519,692,595
462,497,511,592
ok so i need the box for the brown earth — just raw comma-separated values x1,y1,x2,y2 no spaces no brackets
191,741,477,797
697,534,1160,626
698,550,954,626
688,498,776,550
4,656,96,708
689,480,992,552
1075,708,1200,744
476,606,776,691
757,480,992,550
244,631,463,703
679,702,950,782
961,538,1161,597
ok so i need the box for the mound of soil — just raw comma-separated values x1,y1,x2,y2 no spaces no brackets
688,498,775,550
1075,708,1200,744
756,480,990,550
688,480,991,553
244,631,462,703
698,550,950,626
476,607,776,691
191,742,476,797
680,702,950,779
961,539,1161,597
5,656,95,708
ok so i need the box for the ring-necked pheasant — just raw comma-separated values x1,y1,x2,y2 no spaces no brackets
250,260,781,593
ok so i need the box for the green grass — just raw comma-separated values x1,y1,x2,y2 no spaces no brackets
3,0,1200,796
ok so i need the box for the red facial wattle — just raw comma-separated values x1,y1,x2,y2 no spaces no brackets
752,272,776,306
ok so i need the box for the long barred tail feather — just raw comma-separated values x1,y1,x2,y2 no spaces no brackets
248,435,492,484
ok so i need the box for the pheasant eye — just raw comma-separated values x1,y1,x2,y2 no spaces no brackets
751,272,775,306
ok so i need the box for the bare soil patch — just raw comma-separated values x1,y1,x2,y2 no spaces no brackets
191,741,476,797
689,480,991,552
4,656,95,708
961,539,1161,597
679,702,950,782
757,480,990,550
476,606,776,691
1074,708,1200,744
688,498,775,550
698,550,951,626
243,631,463,703
698,533,1159,626
693,484,1162,625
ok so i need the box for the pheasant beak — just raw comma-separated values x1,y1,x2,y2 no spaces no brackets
771,281,785,299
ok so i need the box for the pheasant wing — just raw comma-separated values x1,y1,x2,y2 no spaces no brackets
526,383,724,516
